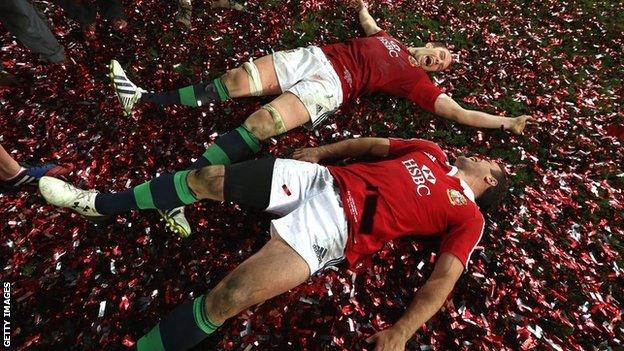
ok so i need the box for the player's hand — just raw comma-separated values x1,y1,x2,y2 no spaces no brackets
292,147,323,163
510,115,536,135
365,327,409,351
349,0,368,11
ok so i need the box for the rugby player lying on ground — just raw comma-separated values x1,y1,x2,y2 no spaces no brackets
39,136,509,351
108,0,530,236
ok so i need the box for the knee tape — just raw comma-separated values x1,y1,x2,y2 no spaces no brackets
261,104,287,135
242,61,263,96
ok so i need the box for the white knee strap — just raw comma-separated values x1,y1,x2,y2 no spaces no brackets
262,103,287,135
243,61,263,96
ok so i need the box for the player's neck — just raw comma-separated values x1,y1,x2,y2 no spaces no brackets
454,169,485,198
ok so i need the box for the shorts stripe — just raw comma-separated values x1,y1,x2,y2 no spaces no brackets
312,111,332,129
320,257,344,270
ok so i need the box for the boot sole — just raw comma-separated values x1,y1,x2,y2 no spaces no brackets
157,209,191,238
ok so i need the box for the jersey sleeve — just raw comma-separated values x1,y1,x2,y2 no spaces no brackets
439,211,485,268
388,138,446,159
369,30,390,38
408,78,443,113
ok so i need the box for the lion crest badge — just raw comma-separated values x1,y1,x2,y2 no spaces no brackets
447,189,467,206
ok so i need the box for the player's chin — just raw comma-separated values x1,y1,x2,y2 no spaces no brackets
455,156,470,168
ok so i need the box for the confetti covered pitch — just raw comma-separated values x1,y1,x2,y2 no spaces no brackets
0,0,622,350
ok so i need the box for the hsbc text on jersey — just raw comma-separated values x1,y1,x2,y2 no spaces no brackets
402,159,437,196
376,37,401,58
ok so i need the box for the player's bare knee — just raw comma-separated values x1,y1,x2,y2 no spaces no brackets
188,166,224,199
222,68,247,97
244,110,277,141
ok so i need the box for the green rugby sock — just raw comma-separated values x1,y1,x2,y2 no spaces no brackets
94,170,197,214
132,170,197,210
143,78,229,107
95,127,259,214
190,125,260,169
134,295,221,351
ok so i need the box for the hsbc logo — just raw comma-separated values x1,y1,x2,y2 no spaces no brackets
421,165,436,184
424,152,437,163
402,159,437,196
377,37,401,58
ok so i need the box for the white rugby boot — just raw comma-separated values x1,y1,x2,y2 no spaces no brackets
39,176,103,218
109,59,147,116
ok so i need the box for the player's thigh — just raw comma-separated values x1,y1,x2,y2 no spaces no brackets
204,236,310,321
223,157,275,210
286,77,340,130
224,54,281,98
252,55,281,95
269,91,312,130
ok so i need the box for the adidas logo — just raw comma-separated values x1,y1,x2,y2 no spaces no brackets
13,175,36,187
312,244,327,264
315,104,323,115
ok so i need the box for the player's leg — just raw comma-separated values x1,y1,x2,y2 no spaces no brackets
38,156,322,219
109,55,281,115
38,166,216,218
0,0,66,63
38,156,269,217
155,90,310,234
188,91,310,170
0,144,70,194
132,236,310,351
0,144,21,181
172,46,327,169
130,159,343,350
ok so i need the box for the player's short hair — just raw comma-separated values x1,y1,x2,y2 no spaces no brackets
476,164,509,213
429,42,447,49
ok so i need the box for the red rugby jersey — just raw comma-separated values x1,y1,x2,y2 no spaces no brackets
327,139,485,267
321,31,442,113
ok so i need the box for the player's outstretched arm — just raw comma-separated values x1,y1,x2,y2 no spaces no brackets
292,137,390,163
434,94,535,135
351,0,382,36
366,253,463,351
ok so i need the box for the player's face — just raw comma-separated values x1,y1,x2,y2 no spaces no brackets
456,156,503,180
408,46,452,72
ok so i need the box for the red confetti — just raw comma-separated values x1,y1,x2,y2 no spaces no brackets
1,0,622,350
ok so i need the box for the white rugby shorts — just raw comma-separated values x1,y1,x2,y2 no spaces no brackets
266,159,348,274
272,46,344,129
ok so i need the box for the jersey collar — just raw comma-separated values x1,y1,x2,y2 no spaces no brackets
446,166,476,202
